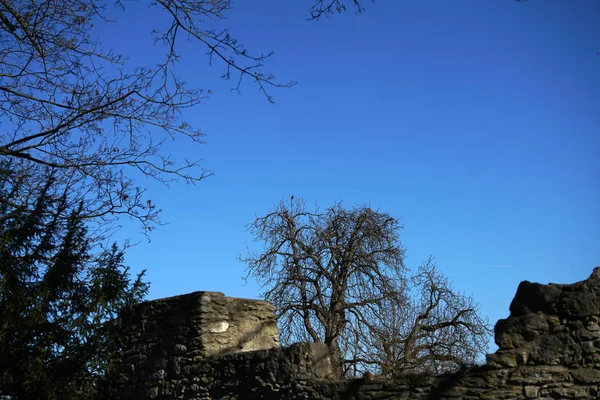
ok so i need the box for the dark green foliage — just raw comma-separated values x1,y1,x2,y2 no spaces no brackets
0,162,149,400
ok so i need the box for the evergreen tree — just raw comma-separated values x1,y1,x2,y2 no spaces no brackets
0,162,149,400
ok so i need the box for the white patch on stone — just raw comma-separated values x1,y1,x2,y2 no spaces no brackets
208,321,229,333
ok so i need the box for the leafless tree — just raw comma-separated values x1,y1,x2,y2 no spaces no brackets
353,258,491,376
242,198,491,377
0,0,301,235
1,0,374,236
241,198,406,377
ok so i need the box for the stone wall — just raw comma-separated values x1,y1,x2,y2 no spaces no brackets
118,268,600,399
118,291,286,398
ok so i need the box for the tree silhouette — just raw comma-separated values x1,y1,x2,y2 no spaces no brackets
0,161,148,399
242,198,491,377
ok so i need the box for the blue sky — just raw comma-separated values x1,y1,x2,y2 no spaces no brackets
106,0,599,352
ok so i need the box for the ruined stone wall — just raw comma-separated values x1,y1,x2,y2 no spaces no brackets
118,291,285,398
118,268,600,399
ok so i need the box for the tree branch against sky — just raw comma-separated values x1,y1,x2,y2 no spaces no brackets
363,258,491,376
242,198,491,377
1,0,367,236
0,0,542,237
310,0,371,20
241,198,407,376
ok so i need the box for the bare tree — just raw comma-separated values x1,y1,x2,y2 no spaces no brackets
1,0,376,235
241,198,406,377
0,0,300,234
349,257,491,376
242,198,491,377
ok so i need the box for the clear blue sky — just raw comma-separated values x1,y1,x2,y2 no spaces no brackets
106,1,599,352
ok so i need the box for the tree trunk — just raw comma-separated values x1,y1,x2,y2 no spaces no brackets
326,335,344,378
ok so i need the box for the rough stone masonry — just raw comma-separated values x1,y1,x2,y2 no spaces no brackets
118,267,600,399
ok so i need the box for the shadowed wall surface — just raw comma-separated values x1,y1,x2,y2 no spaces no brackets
118,267,600,399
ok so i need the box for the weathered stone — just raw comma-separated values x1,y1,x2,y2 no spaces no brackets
495,311,550,349
117,267,600,400
174,343,187,355
486,351,518,368
145,386,159,398
509,267,600,318
523,385,538,398
167,358,181,375
479,386,522,399
150,369,165,380
508,365,569,385
570,368,600,384
152,357,167,369
207,320,229,333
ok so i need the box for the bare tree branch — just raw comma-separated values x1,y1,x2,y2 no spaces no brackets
242,199,491,377
0,0,296,235
362,257,492,376
241,197,406,377
310,0,373,20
